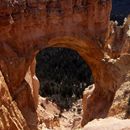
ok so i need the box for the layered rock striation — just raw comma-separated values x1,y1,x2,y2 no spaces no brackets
0,0,130,129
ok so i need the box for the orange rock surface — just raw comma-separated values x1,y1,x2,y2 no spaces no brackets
0,0,130,129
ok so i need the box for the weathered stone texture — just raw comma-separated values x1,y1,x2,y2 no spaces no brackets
0,71,29,130
0,0,130,129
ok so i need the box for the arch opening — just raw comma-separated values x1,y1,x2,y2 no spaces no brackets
36,47,94,110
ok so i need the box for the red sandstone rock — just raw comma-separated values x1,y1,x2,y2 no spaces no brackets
0,71,29,130
108,71,130,118
0,0,130,130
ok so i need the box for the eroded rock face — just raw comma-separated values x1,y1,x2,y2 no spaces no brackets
0,71,29,130
108,71,130,119
0,0,130,129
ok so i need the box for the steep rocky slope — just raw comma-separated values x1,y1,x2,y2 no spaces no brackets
0,71,29,130
108,71,130,118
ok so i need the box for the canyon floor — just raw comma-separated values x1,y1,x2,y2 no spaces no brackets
38,96,83,130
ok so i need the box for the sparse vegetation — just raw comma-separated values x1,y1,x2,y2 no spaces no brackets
36,48,93,109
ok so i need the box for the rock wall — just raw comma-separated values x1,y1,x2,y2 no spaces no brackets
0,71,29,130
0,0,130,129
108,71,130,118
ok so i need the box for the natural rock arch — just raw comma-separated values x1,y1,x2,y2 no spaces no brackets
35,35,121,124
0,0,130,129
34,34,130,126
